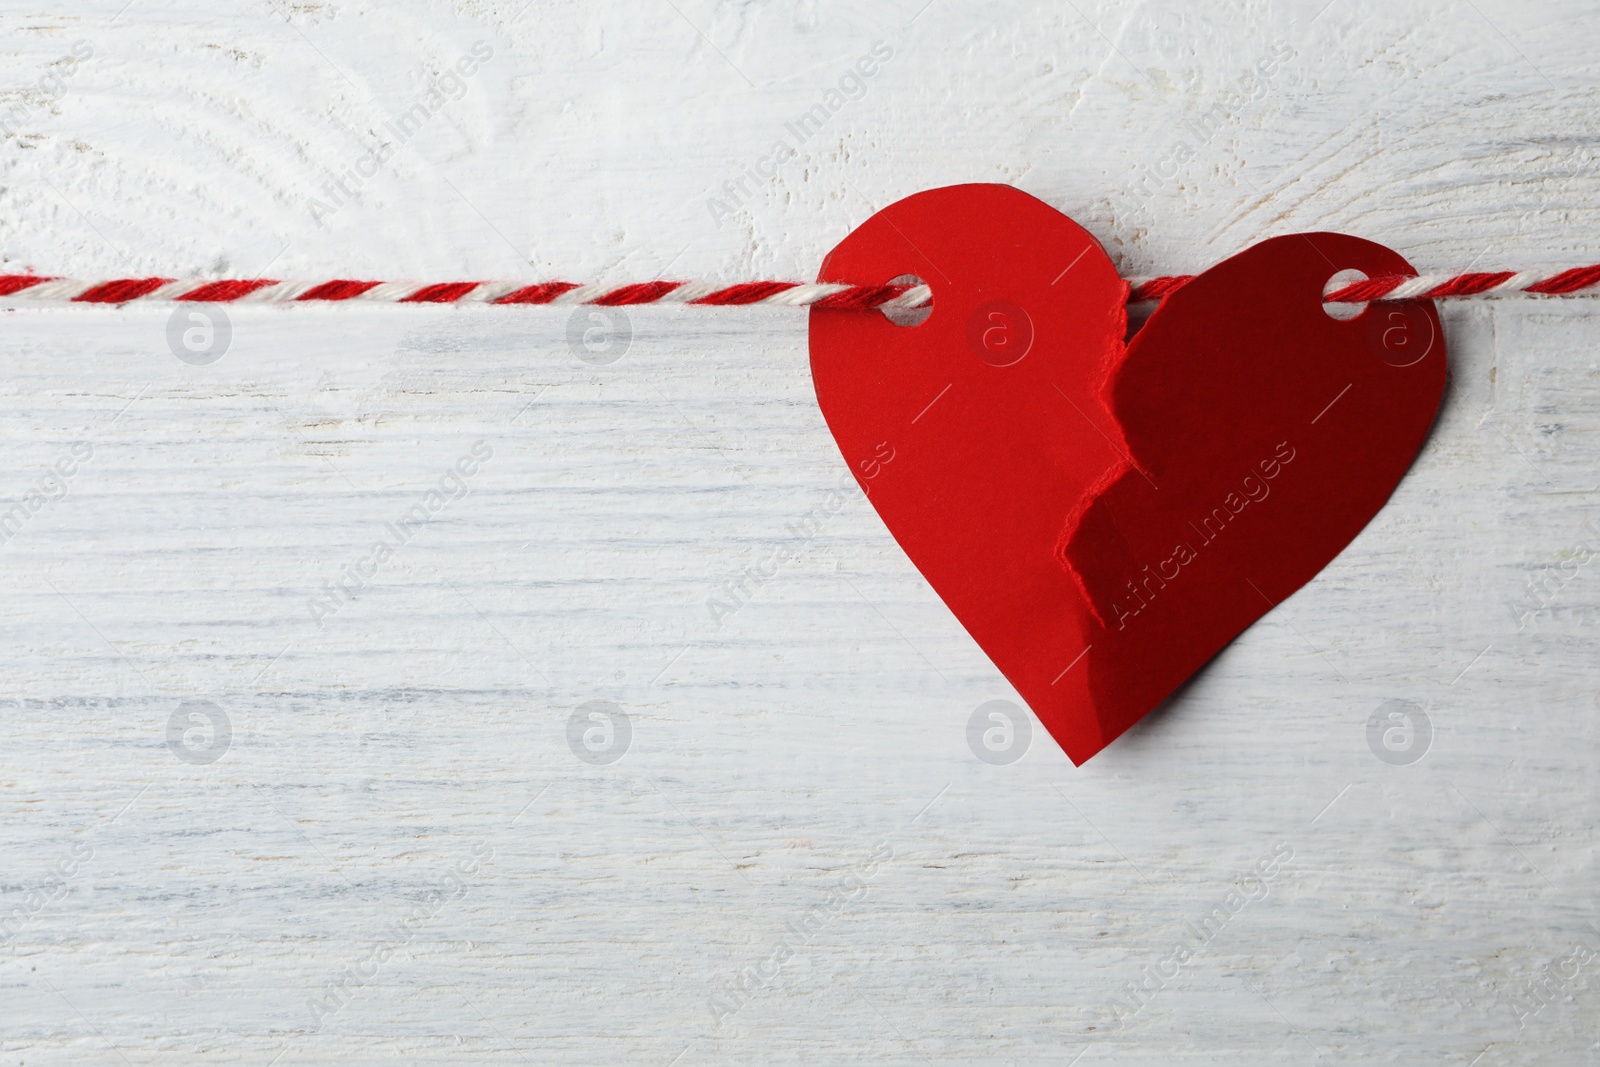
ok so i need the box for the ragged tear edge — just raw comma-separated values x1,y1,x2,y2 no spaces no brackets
1050,274,1161,632
1054,463,1126,631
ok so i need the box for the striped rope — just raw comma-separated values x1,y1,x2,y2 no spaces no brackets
0,276,931,309
0,266,1597,308
1320,265,1600,302
1129,265,1600,303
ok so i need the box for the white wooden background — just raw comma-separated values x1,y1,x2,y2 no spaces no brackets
1,1,1597,1063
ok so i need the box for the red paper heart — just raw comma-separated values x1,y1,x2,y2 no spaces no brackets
809,184,1445,764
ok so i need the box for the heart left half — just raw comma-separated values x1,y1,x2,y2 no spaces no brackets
808,184,1446,764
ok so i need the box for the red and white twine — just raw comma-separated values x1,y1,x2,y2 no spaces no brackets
1134,266,1600,302
1133,266,1600,303
1,266,1598,309
0,275,932,309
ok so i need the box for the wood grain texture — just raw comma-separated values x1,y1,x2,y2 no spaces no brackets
1,2,1598,1064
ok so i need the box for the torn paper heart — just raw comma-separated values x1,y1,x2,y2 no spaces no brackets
809,184,1446,764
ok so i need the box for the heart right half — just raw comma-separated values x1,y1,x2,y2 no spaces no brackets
809,184,1446,764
